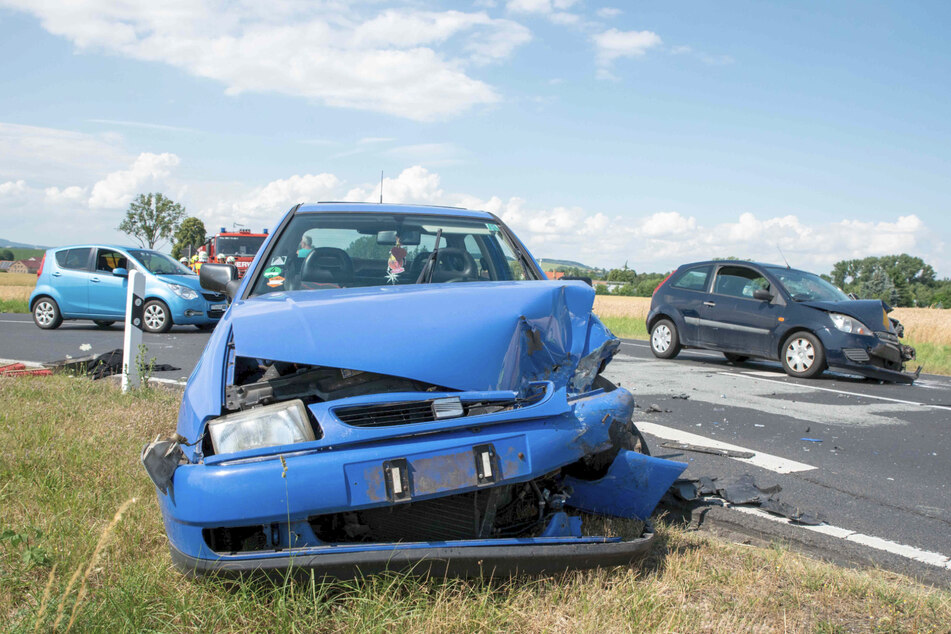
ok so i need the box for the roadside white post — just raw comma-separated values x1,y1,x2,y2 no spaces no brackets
122,269,146,392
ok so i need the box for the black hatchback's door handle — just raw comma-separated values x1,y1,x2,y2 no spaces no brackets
703,301,716,307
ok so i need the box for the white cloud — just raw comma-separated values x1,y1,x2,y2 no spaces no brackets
507,0,578,13
593,28,662,75
198,173,343,228
0,122,130,184
595,7,623,19
88,153,180,209
1,2,532,121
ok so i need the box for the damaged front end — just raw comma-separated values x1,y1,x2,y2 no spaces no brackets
144,281,686,578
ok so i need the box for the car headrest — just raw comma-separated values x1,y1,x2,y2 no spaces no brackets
301,247,354,284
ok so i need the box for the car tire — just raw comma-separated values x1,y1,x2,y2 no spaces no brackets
32,297,63,330
723,353,748,364
142,300,172,333
781,332,826,379
93,320,115,328
650,318,681,359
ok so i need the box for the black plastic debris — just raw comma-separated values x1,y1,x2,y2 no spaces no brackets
672,393,690,400
663,473,825,526
47,348,179,379
661,442,754,459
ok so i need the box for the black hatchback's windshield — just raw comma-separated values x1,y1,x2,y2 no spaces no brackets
767,267,849,302
128,249,195,276
248,213,536,296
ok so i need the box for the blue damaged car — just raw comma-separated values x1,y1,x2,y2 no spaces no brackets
142,203,686,578
647,260,918,383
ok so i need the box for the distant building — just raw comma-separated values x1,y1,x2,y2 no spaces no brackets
9,258,40,274
0,261,13,273
545,270,565,280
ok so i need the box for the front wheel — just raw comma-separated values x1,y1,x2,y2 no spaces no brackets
781,332,826,379
33,297,63,330
650,318,681,359
142,300,172,333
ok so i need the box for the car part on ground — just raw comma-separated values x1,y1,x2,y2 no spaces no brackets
144,203,688,578
0,362,53,377
647,259,919,383
46,348,179,379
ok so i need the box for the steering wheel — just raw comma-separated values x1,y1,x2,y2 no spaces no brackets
430,248,478,282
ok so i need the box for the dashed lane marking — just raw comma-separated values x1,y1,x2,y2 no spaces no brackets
636,421,816,474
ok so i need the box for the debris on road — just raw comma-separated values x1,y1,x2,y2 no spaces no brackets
47,348,179,379
800,437,823,443
672,393,690,400
665,473,825,526
0,362,52,377
661,441,755,459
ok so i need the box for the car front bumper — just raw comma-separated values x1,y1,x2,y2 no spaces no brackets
820,328,918,384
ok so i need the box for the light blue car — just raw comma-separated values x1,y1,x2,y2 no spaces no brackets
29,245,227,332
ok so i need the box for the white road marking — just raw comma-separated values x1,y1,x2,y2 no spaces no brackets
636,421,816,474
727,372,951,411
0,319,32,323
620,341,723,359
727,505,951,570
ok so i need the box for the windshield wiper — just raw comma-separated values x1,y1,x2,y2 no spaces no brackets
415,228,443,284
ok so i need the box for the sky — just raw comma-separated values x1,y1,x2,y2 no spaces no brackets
1,0,949,275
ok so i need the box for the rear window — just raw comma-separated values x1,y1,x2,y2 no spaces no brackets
54,248,91,271
670,266,711,291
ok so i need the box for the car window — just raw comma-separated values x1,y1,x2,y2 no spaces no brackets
55,248,92,271
249,213,536,296
670,266,711,291
95,249,128,272
713,266,770,299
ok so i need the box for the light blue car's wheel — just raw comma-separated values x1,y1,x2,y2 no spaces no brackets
33,297,63,330
142,299,172,333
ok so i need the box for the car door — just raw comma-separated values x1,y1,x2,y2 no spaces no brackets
700,265,785,356
88,248,130,317
50,247,93,315
663,265,713,346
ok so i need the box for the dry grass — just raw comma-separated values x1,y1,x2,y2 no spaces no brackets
0,273,38,287
1,375,950,632
0,286,32,301
593,296,652,321
891,307,951,347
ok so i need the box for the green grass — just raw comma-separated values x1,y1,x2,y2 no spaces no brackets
1,375,949,632
600,316,648,340
0,298,29,313
905,339,951,376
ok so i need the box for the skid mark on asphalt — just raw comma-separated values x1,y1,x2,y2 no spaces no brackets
727,505,951,570
637,421,815,474
605,355,922,427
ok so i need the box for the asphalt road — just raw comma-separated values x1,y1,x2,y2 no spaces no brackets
2,312,949,583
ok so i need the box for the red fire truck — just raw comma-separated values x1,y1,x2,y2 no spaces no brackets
202,227,268,277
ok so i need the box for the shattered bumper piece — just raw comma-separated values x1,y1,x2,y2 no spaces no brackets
169,526,659,580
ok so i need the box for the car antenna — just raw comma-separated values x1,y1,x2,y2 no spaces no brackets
379,170,384,204
776,244,791,269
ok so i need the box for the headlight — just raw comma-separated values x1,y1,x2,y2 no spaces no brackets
167,283,198,300
207,400,315,455
829,313,872,336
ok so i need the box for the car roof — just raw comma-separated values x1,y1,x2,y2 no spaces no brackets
295,202,495,220
49,244,153,252
679,259,800,272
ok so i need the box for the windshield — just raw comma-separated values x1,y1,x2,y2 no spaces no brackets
767,267,849,302
216,235,266,257
248,212,537,296
128,249,195,276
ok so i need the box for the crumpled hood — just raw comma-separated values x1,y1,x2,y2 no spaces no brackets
228,281,617,392
800,299,893,332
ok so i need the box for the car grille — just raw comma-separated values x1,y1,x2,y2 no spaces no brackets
202,292,227,302
875,331,899,344
334,398,516,427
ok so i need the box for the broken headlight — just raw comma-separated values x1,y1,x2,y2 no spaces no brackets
207,399,314,455
829,313,871,336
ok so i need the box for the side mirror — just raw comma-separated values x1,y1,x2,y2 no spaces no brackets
112,267,128,277
200,263,240,298
753,289,773,301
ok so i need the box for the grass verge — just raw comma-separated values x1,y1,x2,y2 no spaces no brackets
1,375,949,632
0,298,29,313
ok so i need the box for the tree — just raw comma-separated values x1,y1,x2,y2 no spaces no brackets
860,265,899,305
171,217,207,260
117,193,186,250
0,248,14,261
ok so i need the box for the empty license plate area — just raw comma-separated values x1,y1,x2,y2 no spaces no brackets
346,435,529,506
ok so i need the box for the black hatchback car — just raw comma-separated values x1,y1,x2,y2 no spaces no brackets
647,260,918,383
